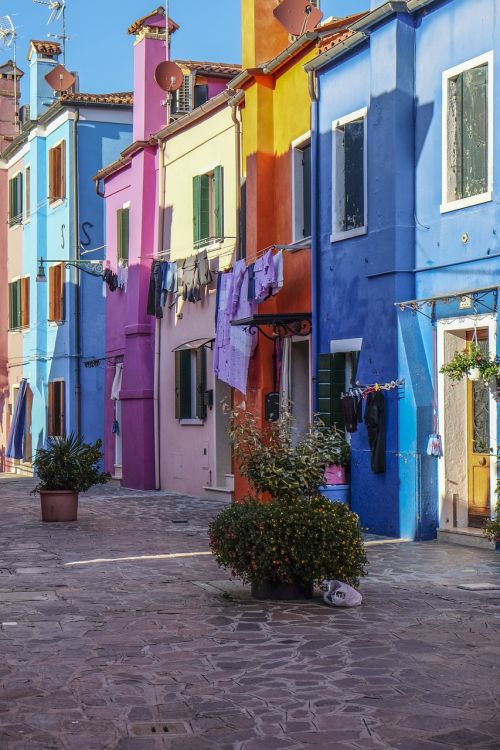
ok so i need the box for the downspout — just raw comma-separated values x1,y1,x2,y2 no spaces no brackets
73,110,81,436
154,139,165,491
308,70,319,412
230,97,242,258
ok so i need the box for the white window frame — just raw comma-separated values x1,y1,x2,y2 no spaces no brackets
441,51,493,214
291,131,311,243
331,107,368,243
180,350,204,426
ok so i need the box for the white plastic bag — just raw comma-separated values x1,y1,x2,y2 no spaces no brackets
323,580,362,608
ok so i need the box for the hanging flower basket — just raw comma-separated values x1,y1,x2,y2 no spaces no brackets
440,343,500,383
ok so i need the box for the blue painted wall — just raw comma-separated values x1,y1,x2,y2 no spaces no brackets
313,0,499,539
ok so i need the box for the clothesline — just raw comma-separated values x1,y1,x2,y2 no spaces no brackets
342,379,405,399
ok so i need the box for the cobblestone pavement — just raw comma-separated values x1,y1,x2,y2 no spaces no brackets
0,477,499,750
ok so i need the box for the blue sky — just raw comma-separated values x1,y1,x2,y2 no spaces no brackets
4,0,369,103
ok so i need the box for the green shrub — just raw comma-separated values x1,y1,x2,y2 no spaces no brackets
32,433,110,494
209,495,367,587
484,486,500,542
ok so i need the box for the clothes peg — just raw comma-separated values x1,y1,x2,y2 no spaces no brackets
375,383,380,391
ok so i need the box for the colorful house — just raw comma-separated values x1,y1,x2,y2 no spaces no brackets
0,40,132,473
94,7,240,490
227,0,357,502
306,0,499,546
0,60,22,471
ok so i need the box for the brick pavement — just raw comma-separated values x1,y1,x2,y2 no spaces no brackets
0,476,499,750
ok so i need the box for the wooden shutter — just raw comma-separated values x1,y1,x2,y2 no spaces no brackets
317,353,346,429
199,174,210,244
59,141,66,200
175,351,182,419
48,266,55,321
117,208,129,262
48,382,54,436
21,277,30,328
8,283,14,329
49,147,55,201
58,381,66,437
56,264,64,321
214,165,223,241
17,172,23,220
462,65,487,199
193,175,201,246
8,178,14,225
195,346,207,420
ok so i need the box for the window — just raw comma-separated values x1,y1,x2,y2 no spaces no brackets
48,263,65,322
117,207,130,263
442,53,492,211
8,277,29,330
48,380,65,438
8,172,23,226
173,75,192,115
331,107,367,242
292,134,312,241
48,141,66,203
193,166,223,247
194,83,209,109
175,348,207,422
317,342,361,429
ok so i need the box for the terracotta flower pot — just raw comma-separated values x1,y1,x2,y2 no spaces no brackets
40,490,79,522
251,580,313,601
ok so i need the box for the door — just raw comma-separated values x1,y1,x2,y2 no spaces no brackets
115,399,123,478
466,329,491,526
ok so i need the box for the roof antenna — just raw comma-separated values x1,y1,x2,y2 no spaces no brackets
0,15,20,132
32,1,68,65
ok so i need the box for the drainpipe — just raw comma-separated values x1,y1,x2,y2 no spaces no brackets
154,139,166,491
230,96,242,258
308,70,319,412
73,109,81,436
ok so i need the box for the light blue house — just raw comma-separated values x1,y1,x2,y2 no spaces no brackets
307,0,499,546
1,40,132,471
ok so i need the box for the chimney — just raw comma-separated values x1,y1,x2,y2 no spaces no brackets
0,60,23,152
242,0,290,69
28,39,61,120
128,7,179,141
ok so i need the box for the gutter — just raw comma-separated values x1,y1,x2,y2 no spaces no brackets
230,96,242,258
262,32,318,75
308,69,320,412
305,31,368,72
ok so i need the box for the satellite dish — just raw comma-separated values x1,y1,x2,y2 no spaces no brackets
0,15,16,49
273,0,324,36
154,60,184,92
45,64,76,92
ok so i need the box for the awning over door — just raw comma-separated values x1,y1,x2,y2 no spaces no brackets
172,337,214,352
6,379,28,460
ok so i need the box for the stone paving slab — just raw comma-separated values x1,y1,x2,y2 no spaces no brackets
0,476,499,749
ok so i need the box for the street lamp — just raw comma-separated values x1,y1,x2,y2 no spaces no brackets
35,257,104,282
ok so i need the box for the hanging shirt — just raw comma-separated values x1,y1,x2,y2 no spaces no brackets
364,391,386,474
271,250,284,296
254,249,277,303
111,363,124,401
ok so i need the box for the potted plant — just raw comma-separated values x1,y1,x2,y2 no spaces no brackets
440,343,500,382
32,434,110,522
324,431,351,486
209,409,367,600
484,483,500,545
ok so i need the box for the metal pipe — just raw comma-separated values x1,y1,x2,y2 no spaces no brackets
230,100,242,258
72,109,81,436
308,70,319,413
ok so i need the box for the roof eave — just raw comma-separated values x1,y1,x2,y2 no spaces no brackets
155,89,231,141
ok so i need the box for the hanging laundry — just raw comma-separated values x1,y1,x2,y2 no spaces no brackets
117,263,128,292
196,249,213,287
342,394,363,433
111,363,124,401
247,262,256,302
254,249,277,303
364,391,386,474
147,260,163,318
6,378,28,460
160,261,177,305
103,268,119,292
271,250,284,296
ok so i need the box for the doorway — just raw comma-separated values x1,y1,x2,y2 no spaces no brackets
466,329,491,527
114,399,123,479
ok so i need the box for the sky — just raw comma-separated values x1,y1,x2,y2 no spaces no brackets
3,0,369,104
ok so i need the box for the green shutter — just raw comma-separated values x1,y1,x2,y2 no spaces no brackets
17,173,23,223
462,65,487,199
214,165,223,241
8,283,13,328
9,280,21,329
199,173,210,245
175,351,181,419
117,208,130,262
8,179,14,225
193,175,201,246
317,353,345,429
196,346,207,420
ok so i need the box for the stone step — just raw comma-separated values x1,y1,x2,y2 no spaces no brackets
437,527,497,551
203,485,234,503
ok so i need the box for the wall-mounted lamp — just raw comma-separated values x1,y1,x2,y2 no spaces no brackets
35,256,104,283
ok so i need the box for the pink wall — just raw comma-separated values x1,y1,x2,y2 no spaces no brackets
0,170,8,469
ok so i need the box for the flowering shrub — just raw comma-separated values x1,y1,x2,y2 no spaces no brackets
484,485,500,542
440,343,500,382
209,495,367,587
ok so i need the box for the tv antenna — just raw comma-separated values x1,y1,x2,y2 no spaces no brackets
0,15,20,132
33,0,68,64
273,0,324,37
154,0,182,123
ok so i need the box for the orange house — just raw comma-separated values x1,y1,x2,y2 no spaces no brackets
229,2,364,501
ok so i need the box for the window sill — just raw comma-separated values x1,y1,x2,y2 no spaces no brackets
330,226,367,243
196,240,222,252
180,418,204,426
8,222,22,231
48,198,65,210
8,327,29,333
440,191,493,214
290,236,312,250
48,320,65,326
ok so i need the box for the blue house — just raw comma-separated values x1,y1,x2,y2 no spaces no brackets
306,0,499,546
0,40,132,472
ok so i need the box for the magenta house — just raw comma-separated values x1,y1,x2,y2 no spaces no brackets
95,6,241,489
